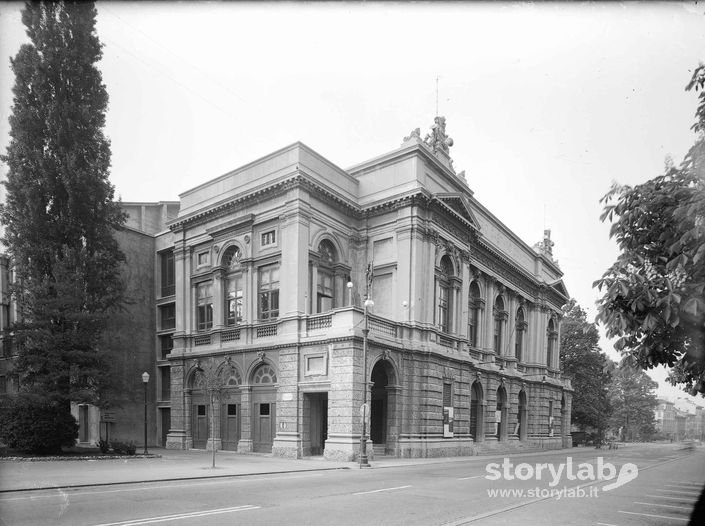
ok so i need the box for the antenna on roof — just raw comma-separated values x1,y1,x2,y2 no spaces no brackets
436,76,439,116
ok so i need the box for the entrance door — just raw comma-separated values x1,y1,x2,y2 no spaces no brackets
160,408,171,446
221,403,240,451
192,404,208,449
79,405,89,443
370,362,390,445
253,402,276,453
309,393,328,456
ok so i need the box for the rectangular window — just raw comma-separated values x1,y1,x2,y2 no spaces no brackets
227,404,237,416
160,250,175,297
317,272,334,312
160,304,176,330
261,230,276,247
260,403,270,416
197,283,213,331
226,276,243,325
438,286,449,332
515,329,523,362
160,367,171,400
160,335,173,360
0,375,6,393
258,265,279,320
494,318,502,355
198,405,206,416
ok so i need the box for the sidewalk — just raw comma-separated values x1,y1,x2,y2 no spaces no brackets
0,444,647,493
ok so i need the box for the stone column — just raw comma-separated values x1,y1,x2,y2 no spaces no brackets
272,346,301,458
237,386,253,452
324,341,359,462
184,389,193,449
166,363,187,449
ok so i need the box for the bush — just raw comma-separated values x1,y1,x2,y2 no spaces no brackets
110,440,136,455
96,438,110,454
0,397,78,454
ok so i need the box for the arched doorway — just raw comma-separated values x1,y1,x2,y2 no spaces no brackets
518,390,528,441
220,365,242,451
496,386,508,441
370,361,391,449
470,381,484,442
189,370,208,449
251,363,278,453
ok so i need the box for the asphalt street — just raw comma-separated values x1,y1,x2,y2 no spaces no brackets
0,443,702,526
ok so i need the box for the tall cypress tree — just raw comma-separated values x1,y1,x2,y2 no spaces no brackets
0,1,125,452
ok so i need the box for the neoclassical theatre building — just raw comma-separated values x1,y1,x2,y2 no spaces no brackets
125,118,572,460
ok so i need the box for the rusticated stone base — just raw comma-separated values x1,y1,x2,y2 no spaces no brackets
397,437,475,458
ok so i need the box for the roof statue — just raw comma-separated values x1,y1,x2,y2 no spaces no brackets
424,116,454,154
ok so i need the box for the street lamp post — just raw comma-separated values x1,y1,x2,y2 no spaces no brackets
359,296,374,468
142,371,150,455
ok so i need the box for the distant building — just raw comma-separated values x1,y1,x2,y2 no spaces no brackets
654,399,676,439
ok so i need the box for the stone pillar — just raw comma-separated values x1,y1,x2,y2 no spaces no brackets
386,384,402,456
324,341,359,461
184,389,193,449
212,271,224,330
272,346,301,458
166,364,187,449
237,386,253,452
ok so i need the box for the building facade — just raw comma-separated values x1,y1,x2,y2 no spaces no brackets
0,118,573,459
139,118,573,460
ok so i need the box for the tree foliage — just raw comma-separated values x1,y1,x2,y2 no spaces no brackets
594,65,705,395
0,396,78,454
608,364,658,441
560,299,613,435
0,2,125,417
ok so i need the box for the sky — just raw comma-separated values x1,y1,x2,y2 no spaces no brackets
0,1,703,405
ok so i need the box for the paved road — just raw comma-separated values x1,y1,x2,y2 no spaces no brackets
0,444,702,525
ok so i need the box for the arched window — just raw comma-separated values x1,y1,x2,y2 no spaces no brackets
317,240,337,312
515,307,526,362
547,318,557,368
468,281,482,347
253,365,278,384
220,366,242,387
437,256,454,333
494,295,506,355
223,246,243,326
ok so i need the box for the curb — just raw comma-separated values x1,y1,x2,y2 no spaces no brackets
0,466,352,494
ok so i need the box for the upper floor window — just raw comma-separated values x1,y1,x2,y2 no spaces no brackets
159,303,176,330
196,282,213,331
226,276,243,325
160,250,175,297
437,256,454,333
515,307,527,362
317,240,337,312
223,246,243,326
494,295,506,355
261,230,276,247
258,265,279,320
547,318,558,368
159,334,173,360
468,281,482,347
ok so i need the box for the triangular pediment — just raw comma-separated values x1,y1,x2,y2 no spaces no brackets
434,194,480,230
548,279,569,299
